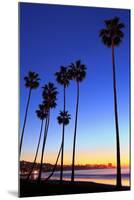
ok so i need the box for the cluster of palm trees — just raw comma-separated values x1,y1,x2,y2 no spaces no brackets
20,60,86,183
20,17,125,188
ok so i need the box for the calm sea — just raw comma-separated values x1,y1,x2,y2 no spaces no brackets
39,168,130,186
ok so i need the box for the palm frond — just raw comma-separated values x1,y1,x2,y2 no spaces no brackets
24,71,40,89
69,60,86,82
36,103,48,120
100,17,125,47
55,66,70,87
57,111,71,125
42,82,58,109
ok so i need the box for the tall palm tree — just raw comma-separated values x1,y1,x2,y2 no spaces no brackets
69,60,86,182
99,17,124,188
27,104,48,180
38,82,57,181
20,71,40,156
44,111,71,181
55,67,70,182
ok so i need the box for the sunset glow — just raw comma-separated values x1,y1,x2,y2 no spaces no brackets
21,150,129,167
19,3,130,195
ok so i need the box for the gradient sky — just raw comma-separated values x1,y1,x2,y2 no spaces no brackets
20,3,130,167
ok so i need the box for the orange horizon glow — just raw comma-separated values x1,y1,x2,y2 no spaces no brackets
20,151,130,168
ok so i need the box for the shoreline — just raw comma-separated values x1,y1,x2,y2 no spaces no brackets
20,167,130,174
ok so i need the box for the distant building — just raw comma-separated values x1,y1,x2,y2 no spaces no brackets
108,163,112,168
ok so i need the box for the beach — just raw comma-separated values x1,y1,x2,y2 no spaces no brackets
20,168,130,197
20,179,130,197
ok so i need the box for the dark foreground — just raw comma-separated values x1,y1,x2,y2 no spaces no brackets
19,179,130,197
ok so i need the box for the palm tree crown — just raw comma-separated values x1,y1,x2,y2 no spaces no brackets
24,71,40,89
57,111,71,125
42,82,58,109
55,66,70,87
36,104,48,120
69,60,86,82
99,17,124,47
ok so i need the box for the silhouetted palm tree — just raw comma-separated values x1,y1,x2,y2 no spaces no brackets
69,60,86,182
57,111,71,125
99,17,124,187
20,71,40,156
27,104,48,180
44,143,62,181
55,67,70,182
38,82,57,181
44,111,71,181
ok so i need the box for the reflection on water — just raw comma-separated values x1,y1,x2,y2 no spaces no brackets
30,170,38,180
40,168,130,186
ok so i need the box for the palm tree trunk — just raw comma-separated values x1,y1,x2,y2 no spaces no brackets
38,111,50,181
60,86,66,182
26,119,44,180
111,42,122,187
44,141,62,181
20,88,32,156
71,81,79,182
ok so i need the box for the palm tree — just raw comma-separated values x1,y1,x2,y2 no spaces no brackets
69,60,86,182
38,82,57,181
44,111,71,181
99,17,124,188
20,71,40,156
27,104,48,180
55,67,70,182
57,111,71,125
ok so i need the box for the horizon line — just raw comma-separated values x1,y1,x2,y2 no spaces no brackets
20,160,129,168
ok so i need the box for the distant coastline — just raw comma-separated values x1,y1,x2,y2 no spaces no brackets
20,160,117,174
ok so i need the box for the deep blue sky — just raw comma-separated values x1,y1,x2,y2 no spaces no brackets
20,3,130,166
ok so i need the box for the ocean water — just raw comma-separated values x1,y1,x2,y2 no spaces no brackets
38,168,130,186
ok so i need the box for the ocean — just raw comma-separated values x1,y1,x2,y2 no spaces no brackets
38,168,130,186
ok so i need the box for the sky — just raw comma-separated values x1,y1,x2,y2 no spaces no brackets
19,3,130,167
